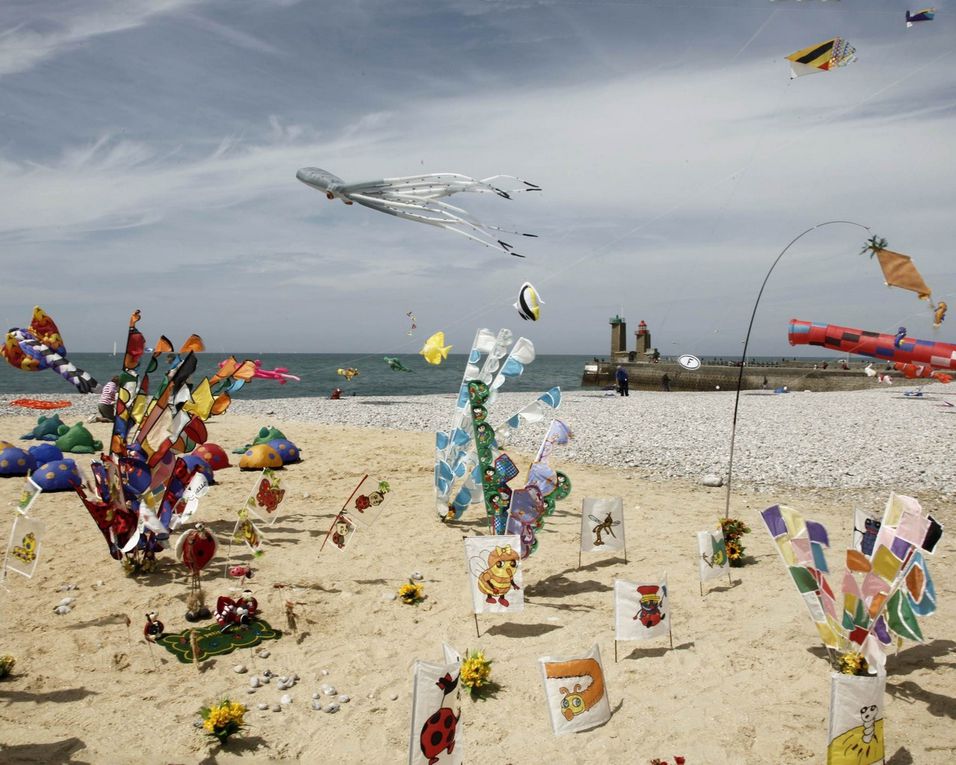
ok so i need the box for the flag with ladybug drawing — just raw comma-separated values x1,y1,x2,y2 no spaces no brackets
615,575,669,641
4,514,46,578
245,468,286,526
408,643,463,765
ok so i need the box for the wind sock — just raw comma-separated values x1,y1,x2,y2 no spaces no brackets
789,319,956,373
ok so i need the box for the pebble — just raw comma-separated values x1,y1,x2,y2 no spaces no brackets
701,473,724,487
58,597,76,608
338,695,350,704
312,692,321,700
257,703,269,710
262,669,274,678
382,593,396,601
324,703,340,714
272,704,282,712
249,677,260,688
219,389,956,494
322,684,337,696
293,673,300,681
302,492,311,499
261,676,271,684
53,605,71,615
389,693,399,701
258,650,271,659
410,571,424,581
320,669,330,676
311,700,323,711
234,665,247,674
246,688,257,695
280,694,293,705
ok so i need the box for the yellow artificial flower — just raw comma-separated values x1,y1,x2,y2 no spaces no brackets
398,582,425,604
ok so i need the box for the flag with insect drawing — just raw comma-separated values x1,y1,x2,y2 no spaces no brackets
539,644,611,735
465,535,523,614
409,643,462,765
580,497,625,554
615,576,669,642
827,672,886,765
15,476,42,515
323,512,358,552
232,510,265,556
347,478,391,527
697,529,729,582
4,514,45,578
245,467,286,526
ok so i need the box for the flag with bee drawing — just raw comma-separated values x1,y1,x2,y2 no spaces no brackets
697,529,729,582
232,510,265,556
4,514,45,578
615,575,669,641
245,468,286,526
465,535,523,614
580,497,625,554
826,672,886,765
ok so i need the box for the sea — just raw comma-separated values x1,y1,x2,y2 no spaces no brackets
0,352,833,399
0,353,594,399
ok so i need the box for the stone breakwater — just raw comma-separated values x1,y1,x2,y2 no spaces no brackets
4,385,954,497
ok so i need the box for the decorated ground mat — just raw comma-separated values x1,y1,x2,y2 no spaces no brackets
157,619,282,663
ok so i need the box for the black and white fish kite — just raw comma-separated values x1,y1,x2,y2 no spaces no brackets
514,282,544,321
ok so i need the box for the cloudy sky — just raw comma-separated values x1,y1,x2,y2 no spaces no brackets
1,0,953,356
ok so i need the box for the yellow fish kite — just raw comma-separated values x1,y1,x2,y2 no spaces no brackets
420,332,452,365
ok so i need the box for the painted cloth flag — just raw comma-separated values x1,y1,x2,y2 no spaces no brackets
852,510,882,557
169,471,210,531
539,644,611,735
349,478,391,527
15,477,42,515
245,468,286,525
615,576,668,641
465,535,523,614
408,644,462,765
4,514,45,578
581,497,625,554
697,529,729,582
324,512,358,552
827,672,886,765
232,512,265,556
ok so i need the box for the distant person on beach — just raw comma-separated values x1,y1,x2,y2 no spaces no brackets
762,376,768,390
93,376,119,422
616,365,629,397
661,373,671,392
330,387,343,400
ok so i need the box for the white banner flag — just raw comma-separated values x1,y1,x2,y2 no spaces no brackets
615,576,669,641
580,497,625,553
539,644,611,735
465,535,523,614
409,644,462,765
697,529,729,582
827,672,886,765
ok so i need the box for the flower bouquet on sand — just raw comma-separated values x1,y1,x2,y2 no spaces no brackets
200,699,247,744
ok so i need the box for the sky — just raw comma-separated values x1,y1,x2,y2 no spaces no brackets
1,0,954,357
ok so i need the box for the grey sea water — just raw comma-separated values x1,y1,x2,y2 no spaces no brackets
0,353,596,399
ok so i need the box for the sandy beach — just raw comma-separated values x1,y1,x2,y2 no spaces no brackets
0,388,953,764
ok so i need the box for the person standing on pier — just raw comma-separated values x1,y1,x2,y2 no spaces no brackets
616,365,629,397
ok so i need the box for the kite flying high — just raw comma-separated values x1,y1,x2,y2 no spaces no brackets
296,167,540,257
786,37,856,78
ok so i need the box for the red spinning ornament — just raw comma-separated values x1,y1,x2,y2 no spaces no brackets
175,523,218,573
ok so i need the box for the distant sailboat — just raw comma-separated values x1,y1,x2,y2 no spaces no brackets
112,341,117,356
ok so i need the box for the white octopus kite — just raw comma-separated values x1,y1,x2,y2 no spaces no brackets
296,167,540,257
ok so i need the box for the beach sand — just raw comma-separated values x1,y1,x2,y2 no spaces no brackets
0,406,953,764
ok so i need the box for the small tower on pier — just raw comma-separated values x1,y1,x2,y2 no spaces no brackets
635,320,651,355
610,315,627,358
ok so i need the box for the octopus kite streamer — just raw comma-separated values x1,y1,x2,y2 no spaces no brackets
296,167,541,257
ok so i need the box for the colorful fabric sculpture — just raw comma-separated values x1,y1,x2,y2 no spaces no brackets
2,307,97,393
20,414,65,441
27,443,62,466
384,356,412,372
761,495,941,671
32,459,82,492
193,443,230,470
297,167,540,258
55,422,103,454
9,399,72,410
336,367,360,381
239,444,283,471
0,442,35,477
232,426,287,455
434,328,570,556
907,8,936,27
267,439,301,465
